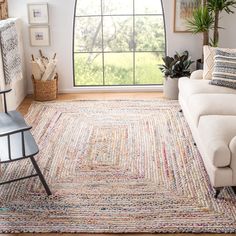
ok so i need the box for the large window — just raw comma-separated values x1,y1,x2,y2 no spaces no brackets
73,0,166,86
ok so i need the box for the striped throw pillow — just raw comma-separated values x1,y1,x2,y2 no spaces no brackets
210,49,236,89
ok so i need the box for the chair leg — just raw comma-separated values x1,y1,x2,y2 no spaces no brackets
30,156,52,196
214,187,223,198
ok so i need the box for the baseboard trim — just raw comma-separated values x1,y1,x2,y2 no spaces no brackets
28,85,163,94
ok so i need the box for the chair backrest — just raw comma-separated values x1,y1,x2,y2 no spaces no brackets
0,88,12,113
0,90,35,163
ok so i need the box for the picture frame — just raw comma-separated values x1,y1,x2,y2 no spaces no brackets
29,26,50,47
28,3,49,25
174,0,201,33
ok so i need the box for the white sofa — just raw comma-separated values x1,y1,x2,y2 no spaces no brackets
178,70,236,197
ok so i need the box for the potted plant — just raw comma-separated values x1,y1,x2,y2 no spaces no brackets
187,0,236,68
208,0,236,46
159,51,194,100
187,6,214,69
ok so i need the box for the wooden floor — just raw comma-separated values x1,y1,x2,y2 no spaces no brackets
18,92,164,115
15,93,231,236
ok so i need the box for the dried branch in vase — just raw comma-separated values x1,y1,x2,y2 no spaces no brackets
0,0,8,20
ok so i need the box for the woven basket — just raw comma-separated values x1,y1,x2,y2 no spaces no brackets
32,74,58,101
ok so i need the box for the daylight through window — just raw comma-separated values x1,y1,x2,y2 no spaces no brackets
73,0,166,86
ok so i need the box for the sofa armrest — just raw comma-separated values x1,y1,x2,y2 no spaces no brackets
190,70,203,80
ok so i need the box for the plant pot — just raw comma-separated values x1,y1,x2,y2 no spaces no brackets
196,59,204,70
163,77,179,100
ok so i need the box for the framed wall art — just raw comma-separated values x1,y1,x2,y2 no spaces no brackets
28,3,49,24
174,0,200,32
29,26,50,47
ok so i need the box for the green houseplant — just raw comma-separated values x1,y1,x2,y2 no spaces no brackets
187,6,214,68
187,6,214,47
159,51,194,100
208,0,236,46
187,0,236,68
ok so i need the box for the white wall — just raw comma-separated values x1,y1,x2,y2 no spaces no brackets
219,11,236,48
164,1,202,63
8,0,75,93
8,0,236,93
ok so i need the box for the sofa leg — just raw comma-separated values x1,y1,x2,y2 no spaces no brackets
214,187,223,198
194,142,197,146
232,186,236,194
179,109,183,113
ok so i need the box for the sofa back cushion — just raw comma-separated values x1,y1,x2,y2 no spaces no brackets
210,49,236,89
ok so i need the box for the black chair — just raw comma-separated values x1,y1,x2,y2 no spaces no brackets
0,89,51,196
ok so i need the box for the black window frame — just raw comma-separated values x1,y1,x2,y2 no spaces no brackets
72,0,167,87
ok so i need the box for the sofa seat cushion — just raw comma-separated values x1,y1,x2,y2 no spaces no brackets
188,94,236,126
198,115,236,168
178,77,236,102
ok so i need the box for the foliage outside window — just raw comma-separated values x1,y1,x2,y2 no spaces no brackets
73,0,166,86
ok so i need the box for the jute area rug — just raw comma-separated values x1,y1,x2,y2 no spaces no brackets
0,100,236,233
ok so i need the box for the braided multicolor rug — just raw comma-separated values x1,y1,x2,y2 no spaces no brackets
0,100,236,233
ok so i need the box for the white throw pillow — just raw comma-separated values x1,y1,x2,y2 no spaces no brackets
203,46,216,80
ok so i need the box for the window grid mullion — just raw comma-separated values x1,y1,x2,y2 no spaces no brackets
73,0,165,86
75,13,163,17
101,0,105,86
133,0,135,85
74,51,165,54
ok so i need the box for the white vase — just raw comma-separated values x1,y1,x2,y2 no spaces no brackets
163,77,179,100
